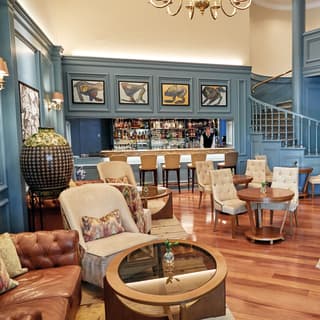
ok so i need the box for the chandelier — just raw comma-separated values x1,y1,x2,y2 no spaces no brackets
149,0,252,20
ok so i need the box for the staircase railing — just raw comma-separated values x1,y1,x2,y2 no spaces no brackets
249,96,320,155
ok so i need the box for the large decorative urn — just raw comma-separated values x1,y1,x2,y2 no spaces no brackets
20,127,73,193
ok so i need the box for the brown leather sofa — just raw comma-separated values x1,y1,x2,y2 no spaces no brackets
0,230,82,320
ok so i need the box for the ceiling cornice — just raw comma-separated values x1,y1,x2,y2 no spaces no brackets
253,0,320,11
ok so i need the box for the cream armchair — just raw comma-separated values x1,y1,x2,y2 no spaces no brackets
210,169,247,238
245,159,266,188
195,161,214,213
97,161,137,185
255,154,273,183
268,166,299,234
59,183,157,287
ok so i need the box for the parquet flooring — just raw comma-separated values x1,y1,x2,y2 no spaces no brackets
172,190,320,320
37,188,320,319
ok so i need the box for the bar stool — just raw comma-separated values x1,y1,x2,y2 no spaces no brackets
109,155,127,162
139,154,158,186
187,153,206,192
217,151,238,174
162,154,181,193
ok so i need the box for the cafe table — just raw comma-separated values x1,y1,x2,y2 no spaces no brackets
237,187,294,244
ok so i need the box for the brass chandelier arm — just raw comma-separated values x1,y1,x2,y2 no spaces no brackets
149,0,173,9
220,2,237,17
229,0,252,10
166,0,183,16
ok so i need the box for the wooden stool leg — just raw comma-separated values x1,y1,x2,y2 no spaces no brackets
192,168,195,193
139,170,142,186
162,169,165,187
187,167,190,191
166,170,169,188
142,171,145,186
154,169,158,186
198,191,203,208
177,169,181,193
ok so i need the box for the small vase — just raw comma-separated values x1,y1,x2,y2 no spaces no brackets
260,184,267,193
163,250,175,264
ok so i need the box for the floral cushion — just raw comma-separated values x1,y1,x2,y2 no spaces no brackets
81,209,125,242
105,176,129,184
0,233,28,278
0,255,18,294
110,184,145,233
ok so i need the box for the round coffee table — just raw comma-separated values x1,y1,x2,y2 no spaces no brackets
104,239,227,320
138,185,173,220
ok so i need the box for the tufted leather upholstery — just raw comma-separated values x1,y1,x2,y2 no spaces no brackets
195,161,214,212
267,166,299,233
255,154,273,183
0,230,81,320
210,169,247,238
11,230,80,270
97,161,136,185
245,159,266,188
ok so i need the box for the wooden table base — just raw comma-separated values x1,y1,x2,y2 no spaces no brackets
245,226,285,245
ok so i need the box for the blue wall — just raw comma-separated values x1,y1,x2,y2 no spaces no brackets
0,0,63,232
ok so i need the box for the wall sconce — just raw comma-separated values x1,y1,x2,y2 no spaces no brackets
49,91,64,111
0,57,9,91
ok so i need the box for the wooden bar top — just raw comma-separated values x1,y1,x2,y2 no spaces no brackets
100,147,234,157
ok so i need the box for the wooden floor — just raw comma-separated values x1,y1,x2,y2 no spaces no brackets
35,188,320,319
172,190,320,320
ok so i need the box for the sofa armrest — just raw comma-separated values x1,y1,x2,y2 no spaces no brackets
10,230,80,270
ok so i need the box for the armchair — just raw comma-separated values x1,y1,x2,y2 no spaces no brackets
59,183,157,287
245,159,266,188
97,161,137,185
210,169,247,238
195,161,214,214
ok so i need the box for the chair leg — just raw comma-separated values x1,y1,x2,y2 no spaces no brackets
198,191,203,208
162,169,165,187
187,168,190,191
210,193,214,217
294,209,298,227
231,215,236,238
213,210,218,231
142,171,145,186
166,170,169,188
139,170,142,186
235,215,239,226
177,169,181,193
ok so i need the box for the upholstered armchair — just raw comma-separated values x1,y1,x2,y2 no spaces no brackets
97,161,137,185
59,183,157,287
267,166,299,234
210,169,247,238
255,154,273,183
245,159,266,188
195,161,214,213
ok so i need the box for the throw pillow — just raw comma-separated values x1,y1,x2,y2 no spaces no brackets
105,176,129,184
0,255,18,294
81,209,125,242
0,233,28,278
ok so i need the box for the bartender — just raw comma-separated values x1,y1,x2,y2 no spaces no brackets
200,126,217,148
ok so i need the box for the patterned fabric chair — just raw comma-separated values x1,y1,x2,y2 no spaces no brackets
195,161,214,213
59,183,157,287
210,169,247,238
245,159,266,188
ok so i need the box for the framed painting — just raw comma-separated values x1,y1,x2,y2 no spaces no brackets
201,84,227,106
19,81,40,141
72,79,105,104
161,83,190,106
118,81,149,105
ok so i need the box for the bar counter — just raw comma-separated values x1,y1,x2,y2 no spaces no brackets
100,146,234,158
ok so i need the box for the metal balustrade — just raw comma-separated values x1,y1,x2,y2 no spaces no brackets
249,96,320,155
